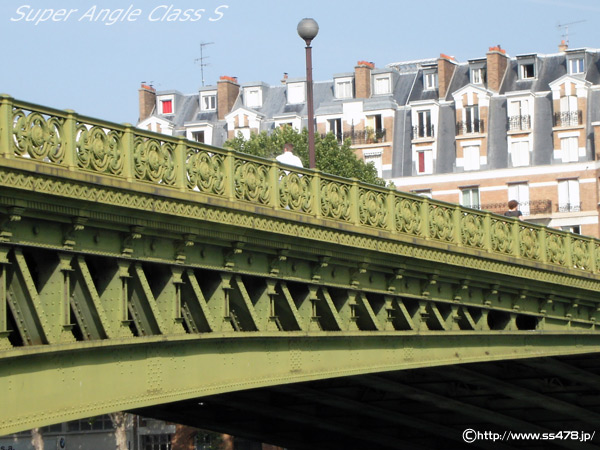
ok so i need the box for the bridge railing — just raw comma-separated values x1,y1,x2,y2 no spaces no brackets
0,94,598,274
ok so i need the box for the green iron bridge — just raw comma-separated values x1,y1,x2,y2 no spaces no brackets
1,94,600,449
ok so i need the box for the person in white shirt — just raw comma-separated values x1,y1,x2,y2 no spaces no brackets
276,143,303,168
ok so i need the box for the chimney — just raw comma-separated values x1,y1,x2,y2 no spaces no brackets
138,83,156,122
281,72,289,84
437,54,457,99
486,45,508,93
558,40,568,52
355,61,374,98
217,76,240,120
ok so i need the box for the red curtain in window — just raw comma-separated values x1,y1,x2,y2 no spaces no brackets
162,100,172,114
418,151,425,173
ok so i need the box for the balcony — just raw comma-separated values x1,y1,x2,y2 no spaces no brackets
412,124,435,140
323,128,387,145
480,200,552,215
508,115,531,131
557,202,581,213
456,120,484,135
553,110,582,127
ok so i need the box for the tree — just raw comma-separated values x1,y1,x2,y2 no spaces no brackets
31,428,44,450
224,127,385,186
109,412,129,450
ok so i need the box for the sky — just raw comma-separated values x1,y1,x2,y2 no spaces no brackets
1,0,599,124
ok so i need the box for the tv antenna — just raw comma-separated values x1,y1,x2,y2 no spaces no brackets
557,20,585,46
195,42,214,87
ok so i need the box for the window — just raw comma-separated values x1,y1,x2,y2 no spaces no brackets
558,179,580,212
510,140,530,167
415,110,433,138
463,145,480,171
568,57,585,74
161,99,172,114
335,78,353,99
460,187,480,209
561,225,581,234
508,99,530,131
519,62,535,80
560,95,578,114
192,131,205,143
560,136,579,162
373,75,391,95
367,115,384,141
67,415,113,432
471,68,485,84
416,149,433,174
200,91,216,111
465,105,481,133
508,183,530,216
556,95,580,127
328,118,342,141
141,434,172,450
363,150,383,177
287,82,305,104
244,87,262,108
412,189,432,198
424,72,438,90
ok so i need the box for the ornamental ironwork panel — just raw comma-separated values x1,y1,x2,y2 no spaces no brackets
186,147,226,196
429,204,454,242
320,179,351,221
12,108,65,163
279,170,313,214
490,218,513,255
76,124,124,175
358,188,387,229
132,136,177,185
395,197,422,236
461,211,485,248
234,158,271,205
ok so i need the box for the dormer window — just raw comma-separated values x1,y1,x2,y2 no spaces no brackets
520,63,535,79
373,74,391,95
568,57,585,74
424,71,438,90
244,87,262,108
287,82,306,104
200,90,217,111
518,56,537,80
334,76,354,99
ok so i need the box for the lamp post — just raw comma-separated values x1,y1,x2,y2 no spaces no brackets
297,18,319,169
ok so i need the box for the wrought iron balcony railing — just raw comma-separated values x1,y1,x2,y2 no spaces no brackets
558,202,582,213
322,128,387,145
553,110,582,127
480,200,552,215
456,120,484,135
412,124,435,139
508,115,531,131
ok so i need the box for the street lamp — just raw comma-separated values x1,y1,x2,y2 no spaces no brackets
297,18,319,169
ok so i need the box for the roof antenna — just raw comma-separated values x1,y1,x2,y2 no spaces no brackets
195,42,214,87
557,20,585,46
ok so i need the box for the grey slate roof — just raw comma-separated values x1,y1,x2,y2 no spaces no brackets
144,47,600,179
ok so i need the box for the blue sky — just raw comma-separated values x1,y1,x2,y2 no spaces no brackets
1,0,599,124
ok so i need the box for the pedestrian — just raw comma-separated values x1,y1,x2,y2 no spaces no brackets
504,199,523,220
276,143,303,168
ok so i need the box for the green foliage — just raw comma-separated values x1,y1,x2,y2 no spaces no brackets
224,127,385,186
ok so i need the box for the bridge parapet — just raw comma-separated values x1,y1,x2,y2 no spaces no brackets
0,94,597,273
